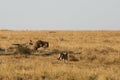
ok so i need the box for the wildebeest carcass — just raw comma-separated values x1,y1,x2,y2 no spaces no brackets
29,40,49,51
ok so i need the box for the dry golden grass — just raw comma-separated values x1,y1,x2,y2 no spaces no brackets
0,30,120,80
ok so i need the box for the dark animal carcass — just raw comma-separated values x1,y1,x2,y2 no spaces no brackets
33,40,49,50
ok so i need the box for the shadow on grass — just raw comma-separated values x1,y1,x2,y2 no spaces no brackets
37,49,61,56
0,49,75,58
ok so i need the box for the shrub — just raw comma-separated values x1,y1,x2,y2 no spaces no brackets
15,44,31,55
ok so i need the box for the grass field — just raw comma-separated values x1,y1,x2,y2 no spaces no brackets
0,30,120,80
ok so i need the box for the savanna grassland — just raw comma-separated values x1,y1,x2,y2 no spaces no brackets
0,30,120,80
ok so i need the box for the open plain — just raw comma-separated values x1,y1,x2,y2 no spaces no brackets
0,30,120,80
